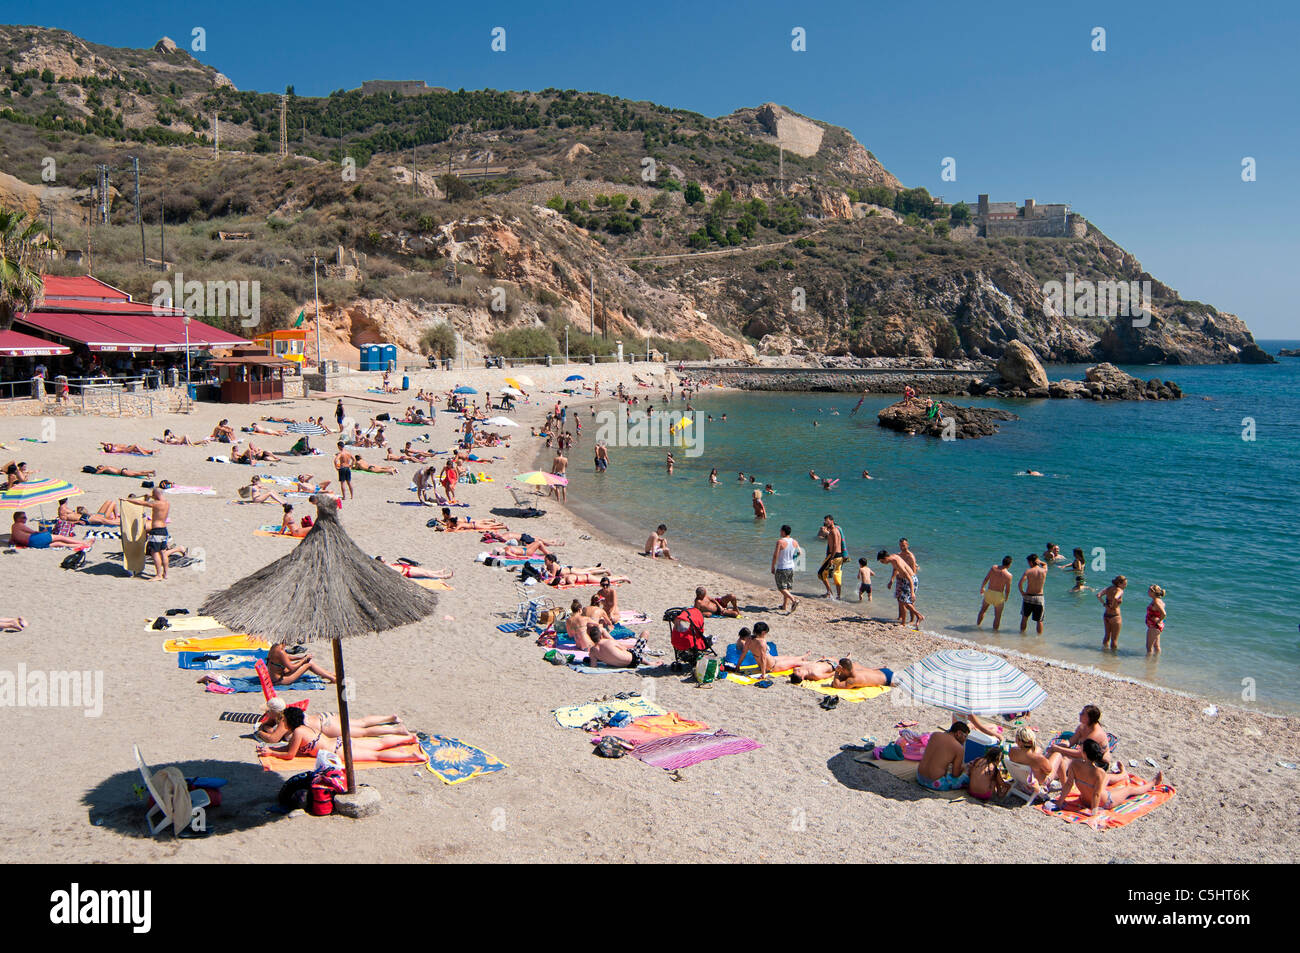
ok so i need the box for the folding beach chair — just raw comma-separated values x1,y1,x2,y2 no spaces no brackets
507,484,545,517
134,745,209,836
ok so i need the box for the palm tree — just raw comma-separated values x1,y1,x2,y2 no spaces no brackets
0,207,53,332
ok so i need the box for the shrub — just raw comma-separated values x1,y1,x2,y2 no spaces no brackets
420,323,457,359
488,325,560,358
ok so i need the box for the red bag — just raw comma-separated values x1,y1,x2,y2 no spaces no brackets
307,785,334,816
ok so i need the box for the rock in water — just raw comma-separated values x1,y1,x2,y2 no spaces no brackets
996,340,1049,389
877,400,1018,439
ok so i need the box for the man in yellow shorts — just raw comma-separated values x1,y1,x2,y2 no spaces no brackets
977,555,1014,631
816,514,847,600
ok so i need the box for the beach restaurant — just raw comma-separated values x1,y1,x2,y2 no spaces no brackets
2,275,250,385
208,345,295,403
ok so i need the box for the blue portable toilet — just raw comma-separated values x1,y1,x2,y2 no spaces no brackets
382,343,397,372
358,343,380,371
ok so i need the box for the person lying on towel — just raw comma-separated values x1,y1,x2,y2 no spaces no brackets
256,697,409,743
256,706,418,761
586,625,646,669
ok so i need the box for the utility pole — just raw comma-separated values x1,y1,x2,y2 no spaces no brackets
589,269,594,339
412,143,417,196
213,111,219,158
312,255,322,370
565,325,569,365
130,156,145,266
159,190,165,272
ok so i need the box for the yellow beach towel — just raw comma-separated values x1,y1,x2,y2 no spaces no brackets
163,634,269,653
725,669,794,685
414,579,453,591
800,677,891,702
143,615,226,633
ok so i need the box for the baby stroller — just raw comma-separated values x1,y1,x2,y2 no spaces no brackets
664,606,712,672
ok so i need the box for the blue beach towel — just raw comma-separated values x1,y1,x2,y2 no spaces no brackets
177,650,267,671
220,674,326,692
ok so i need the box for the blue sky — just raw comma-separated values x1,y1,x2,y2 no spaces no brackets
9,0,1298,336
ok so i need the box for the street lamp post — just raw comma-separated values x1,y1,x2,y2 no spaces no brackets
183,312,191,388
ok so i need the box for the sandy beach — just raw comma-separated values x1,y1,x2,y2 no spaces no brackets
1,363,1297,864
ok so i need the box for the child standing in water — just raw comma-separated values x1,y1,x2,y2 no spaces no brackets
856,558,874,603
1145,585,1167,655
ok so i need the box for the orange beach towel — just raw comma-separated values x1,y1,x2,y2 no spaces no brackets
1040,776,1175,829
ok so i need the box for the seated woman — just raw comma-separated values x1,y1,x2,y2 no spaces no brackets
265,643,335,685
586,625,647,668
968,746,1012,801
100,441,155,455
255,697,407,743
353,456,397,475
211,420,235,442
73,501,119,525
1058,738,1163,821
159,429,210,446
94,464,156,477
732,626,809,676
1008,727,1065,794
8,511,87,550
243,443,281,463
374,555,453,579
257,706,418,761
277,504,311,538
287,436,315,456
237,478,287,505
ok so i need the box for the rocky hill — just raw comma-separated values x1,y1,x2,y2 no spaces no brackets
0,24,1269,366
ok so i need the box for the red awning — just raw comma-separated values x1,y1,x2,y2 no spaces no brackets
0,330,72,357
15,312,251,353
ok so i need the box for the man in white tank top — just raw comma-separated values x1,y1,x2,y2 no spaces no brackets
771,524,801,613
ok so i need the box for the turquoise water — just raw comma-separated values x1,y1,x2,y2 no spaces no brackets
566,341,1300,713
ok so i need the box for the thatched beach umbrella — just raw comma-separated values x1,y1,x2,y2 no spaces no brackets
200,495,438,792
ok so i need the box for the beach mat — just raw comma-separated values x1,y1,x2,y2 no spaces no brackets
591,712,708,747
799,678,891,702
553,697,666,729
205,674,326,693
414,578,453,591
724,669,794,685
82,529,121,539
259,742,426,773
254,524,298,538
177,650,266,670
566,663,649,675
856,755,969,800
164,485,216,495
631,729,762,771
419,734,508,785
145,614,226,633
1039,777,1175,829
723,641,777,671
164,634,269,653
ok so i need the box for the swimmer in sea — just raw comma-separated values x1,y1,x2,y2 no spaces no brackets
808,470,818,481
862,469,872,479
1024,467,1044,477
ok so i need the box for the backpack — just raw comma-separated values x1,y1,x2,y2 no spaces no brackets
519,561,542,583
277,771,315,811
60,550,87,571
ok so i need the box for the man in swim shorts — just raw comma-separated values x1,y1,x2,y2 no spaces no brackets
917,722,970,791
8,511,84,549
978,555,1014,631
333,442,355,501
137,488,179,581
816,515,847,599
830,657,893,689
879,550,924,625
1018,554,1048,634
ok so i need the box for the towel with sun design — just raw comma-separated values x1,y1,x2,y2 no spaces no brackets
418,734,508,785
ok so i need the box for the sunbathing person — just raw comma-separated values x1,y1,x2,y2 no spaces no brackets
287,437,315,456
587,625,646,668
1008,727,1066,794
277,505,311,538
257,706,417,761
375,556,453,580
1,617,27,632
830,657,894,689
73,501,119,525
596,577,620,621
233,443,281,464
1058,738,1163,823
968,746,1012,802
246,422,287,436
542,553,626,587
491,539,554,559
255,698,408,743
1047,704,1109,764
694,586,740,618
564,601,603,649
211,420,235,442
788,658,837,683
237,477,287,504
732,623,809,676
353,456,397,475
159,430,210,446
442,509,508,533
93,464,156,477
100,441,155,456
916,721,970,791
8,511,86,550
265,643,335,685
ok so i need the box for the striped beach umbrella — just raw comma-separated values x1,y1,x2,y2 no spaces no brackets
0,478,85,510
484,417,518,427
892,649,1047,717
286,421,328,435
515,471,567,486
499,386,524,397
513,375,535,387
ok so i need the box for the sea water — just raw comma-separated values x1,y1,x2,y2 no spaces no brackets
564,342,1300,713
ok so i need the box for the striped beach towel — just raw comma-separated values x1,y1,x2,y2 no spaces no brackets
631,730,763,771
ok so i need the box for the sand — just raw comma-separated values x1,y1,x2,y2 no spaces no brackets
1,363,1297,863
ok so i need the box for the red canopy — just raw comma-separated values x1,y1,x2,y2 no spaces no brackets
0,330,72,357
15,312,250,353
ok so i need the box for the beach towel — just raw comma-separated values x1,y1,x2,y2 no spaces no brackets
419,734,508,785
82,529,121,539
591,712,709,746
146,614,226,633
555,638,637,661
258,742,426,773
177,650,266,670
254,524,300,538
723,641,778,671
414,578,453,591
619,611,649,625
163,634,269,653
1039,777,1175,829
566,662,648,675
163,485,216,495
798,677,891,702
553,697,666,729
631,729,762,771
207,673,326,693
724,669,793,684
219,711,264,724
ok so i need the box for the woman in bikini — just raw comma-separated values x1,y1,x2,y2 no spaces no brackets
255,698,409,743
257,706,419,761
159,430,210,446
374,556,453,580
1068,547,1088,592
265,643,335,685
1008,727,1066,794
1059,738,1163,823
72,501,120,525
1145,585,1167,655
968,746,1011,802
1096,575,1127,650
